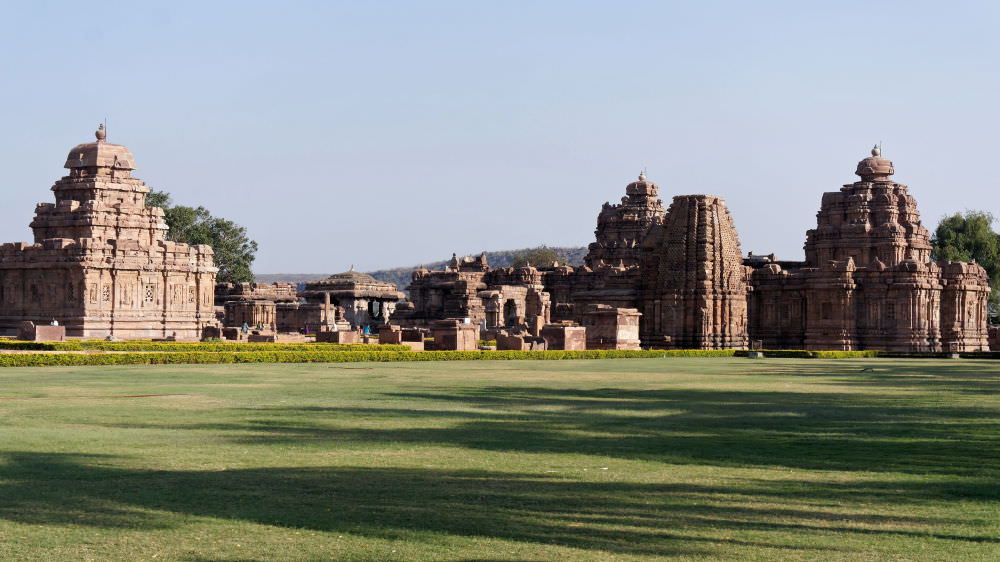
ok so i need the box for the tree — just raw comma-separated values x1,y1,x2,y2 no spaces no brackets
511,245,561,268
146,190,258,284
931,210,1000,321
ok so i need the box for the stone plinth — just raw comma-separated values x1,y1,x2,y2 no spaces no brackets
248,334,276,343
316,330,360,344
540,323,587,350
17,321,66,342
430,319,479,351
379,325,403,344
221,327,249,341
581,305,641,350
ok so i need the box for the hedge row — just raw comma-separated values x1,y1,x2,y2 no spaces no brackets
0,345,992,367
0,339,409,353
0,349,682,367
735,350,881,359
741,349,1000,359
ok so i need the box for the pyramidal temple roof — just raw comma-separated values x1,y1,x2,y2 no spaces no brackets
63,124,136,170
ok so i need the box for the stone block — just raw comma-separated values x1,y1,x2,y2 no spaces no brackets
316,330,360,344
582,305,641,350
248,334,276,343
18,322,66,342
379,325,403,344
430,319,479,351
540,323,587,350
497,332,545,351
401,328,425,343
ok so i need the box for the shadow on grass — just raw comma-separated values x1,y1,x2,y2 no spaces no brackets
0,452,992,556
108,383,1000,477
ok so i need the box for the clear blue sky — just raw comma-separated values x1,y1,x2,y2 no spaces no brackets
1,1,997,273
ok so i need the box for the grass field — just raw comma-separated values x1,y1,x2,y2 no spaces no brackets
0,357,997,560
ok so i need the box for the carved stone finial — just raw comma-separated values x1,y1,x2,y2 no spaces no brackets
871,144,880,157
96,124,106,142
638,170,646,181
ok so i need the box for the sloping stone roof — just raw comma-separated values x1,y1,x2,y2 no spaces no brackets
63,125,136,170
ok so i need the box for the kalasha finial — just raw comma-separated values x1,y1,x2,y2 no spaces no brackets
95,124,107,142
638,170,646,181
871,144,880,157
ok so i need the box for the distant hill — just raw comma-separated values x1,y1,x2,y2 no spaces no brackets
255,246,588,291
252,273,331,285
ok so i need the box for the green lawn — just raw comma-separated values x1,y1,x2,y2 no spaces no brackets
0,358,997,560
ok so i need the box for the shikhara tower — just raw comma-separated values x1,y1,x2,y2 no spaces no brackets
748,146,990,351
0,125,217,338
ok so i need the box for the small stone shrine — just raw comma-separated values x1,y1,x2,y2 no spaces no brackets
298,269,404,329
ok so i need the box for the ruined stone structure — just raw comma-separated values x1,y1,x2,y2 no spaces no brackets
747,147,990,351
216,282,298,332
393,173,749,350
214,273,400,335
392,253,550,330
0,126,217,339
299,269,403,329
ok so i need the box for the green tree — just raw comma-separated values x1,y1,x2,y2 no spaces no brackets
931,210,1000,321
146,190,258,284
510,245,561,268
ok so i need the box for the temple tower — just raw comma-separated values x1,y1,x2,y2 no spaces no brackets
0,126,217,339
584,171,665,269
639,195,748,349
804,145,932,267
749,145,989,351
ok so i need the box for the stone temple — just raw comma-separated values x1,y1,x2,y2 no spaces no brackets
393,147,990,351
2,128,988,351
747,146,990,351
0,126,217,339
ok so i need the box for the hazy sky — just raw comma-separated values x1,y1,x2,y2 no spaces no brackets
1,1,997,273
